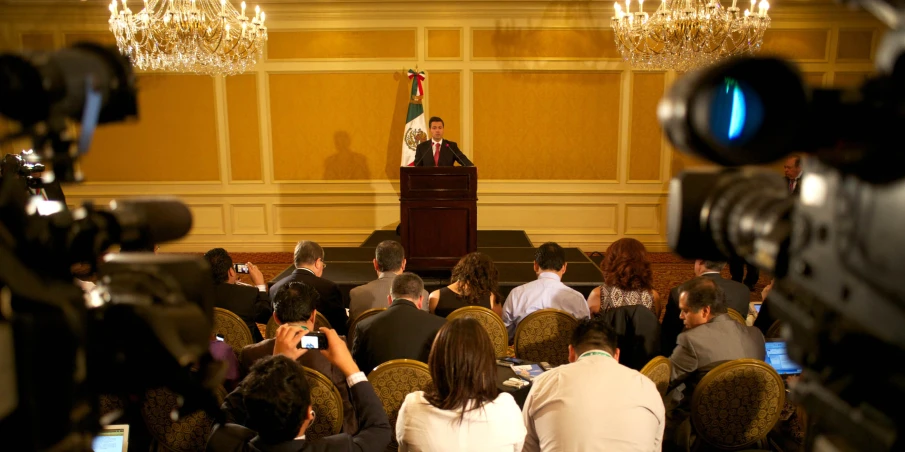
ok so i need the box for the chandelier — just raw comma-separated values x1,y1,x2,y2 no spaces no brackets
611,0,771,71
108,0,268,76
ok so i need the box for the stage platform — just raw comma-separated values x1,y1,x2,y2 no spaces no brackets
270,230,603,302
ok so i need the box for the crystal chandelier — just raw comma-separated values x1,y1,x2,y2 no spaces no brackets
611,0,771,71
108,0,268,76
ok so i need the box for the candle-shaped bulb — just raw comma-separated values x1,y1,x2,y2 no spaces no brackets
241,1,246,15
760,0,769,14
255,5,260,18
614,2,623,17
260,11,265,22
639,0,644,13
626,0,631,13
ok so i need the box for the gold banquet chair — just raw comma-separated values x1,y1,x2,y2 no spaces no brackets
369,359,432,451
315,311,332,331
303,367,344,440
726,308,747,325
690,359,785,450
142,387,215,452
640,356,672,397
265,315,278,339
514,308,579,367
446,306,508,357
213,307,254,354
347,308,386,348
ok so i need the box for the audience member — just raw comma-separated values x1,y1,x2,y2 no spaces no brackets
661,259,750,355
784,155,803,196
204,248,272,342
207,326,391,452
396,318,525,451
351,272,446,374
754,280,779,336
348,240,428,322
270,241,348,335
522,318,664,451
229,282,357,434
429,252,502,318
502,242,590,338
587,238,660,317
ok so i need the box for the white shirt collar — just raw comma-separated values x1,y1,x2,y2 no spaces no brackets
700,271,721,276
431,139,444,146
537,271,562,282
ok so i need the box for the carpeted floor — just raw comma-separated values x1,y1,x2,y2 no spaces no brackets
225,252,769,303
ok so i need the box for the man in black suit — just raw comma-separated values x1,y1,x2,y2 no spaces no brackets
351,272,446,374
270,241,348,335
204,248,272,343
411,116,473,167
661,260,751,355
206,327,392,452
783,154,803,196
231,282,357,434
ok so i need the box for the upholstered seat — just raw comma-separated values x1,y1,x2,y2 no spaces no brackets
640,356,672,397
446,306,508,357
347,308,386,348
213,307,254,353
727,308,747,325
142,387,214,452
514,308,579,366
369,359,432,451
303,366,344,440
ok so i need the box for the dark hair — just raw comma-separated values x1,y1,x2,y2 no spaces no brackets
425,318,498,423
391,272,424,301
375,240,405,272
242,355,311,443
570,318,619,355
274,282,320,324
600,238,653,291
428,116,444,127
203,247,232,284
535,242,566,272
294,241,324,266
679,277,727,314
701,260,726,272
450,252,499,306
791,155,801,167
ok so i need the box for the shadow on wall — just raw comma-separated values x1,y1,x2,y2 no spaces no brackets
324,131,370,180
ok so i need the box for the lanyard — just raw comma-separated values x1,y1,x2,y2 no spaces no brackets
578,350,612,361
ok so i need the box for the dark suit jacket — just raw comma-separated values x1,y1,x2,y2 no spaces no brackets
598,305,661,371
412,139,473,167
786,175,802,196
234,339,358,434
215,283,272,343
270,269,348,335
351,299,446,374
207,381,391,452
661,272,751,355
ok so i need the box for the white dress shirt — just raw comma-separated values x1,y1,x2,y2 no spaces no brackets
396,391,526,452
522,351,665,452
502,272,590,337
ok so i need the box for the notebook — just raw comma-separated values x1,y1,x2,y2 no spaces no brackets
764,340,802,375
91,425,129,452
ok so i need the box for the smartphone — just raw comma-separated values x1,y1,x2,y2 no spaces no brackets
496,357,526,366
215,334,225,342
234,263,249,274
297,332,328,350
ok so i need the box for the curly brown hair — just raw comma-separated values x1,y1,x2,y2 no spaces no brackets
600,238,654,291
450,252,499,306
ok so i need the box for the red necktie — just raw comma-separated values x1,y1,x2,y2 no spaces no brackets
789,180,795,192
433,142,440,166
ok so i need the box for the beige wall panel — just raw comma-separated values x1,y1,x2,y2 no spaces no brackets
760,29,829,61
273,204,399,234
624,203,661,235
189,205,226,235
269,72,410,181
21,32,54,51
427,29,461,59
64,32,115,47
473,71,621,180
472,29,619,59
479,203,618,234
427,72,461,142
80,74,220,181
834,72,872,88
268,30,417,60
837,29,874,62
226,74,263,181
231,205,268,235
629,72,665,182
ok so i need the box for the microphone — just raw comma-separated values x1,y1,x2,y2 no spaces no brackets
446,142,472,167
411,141,431,167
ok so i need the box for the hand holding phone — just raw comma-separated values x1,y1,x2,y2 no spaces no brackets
233,263,249,274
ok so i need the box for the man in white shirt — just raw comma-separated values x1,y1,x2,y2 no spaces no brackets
522,318,665,451
502,242,590,338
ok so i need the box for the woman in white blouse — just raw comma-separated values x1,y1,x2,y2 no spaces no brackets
396,318,526,451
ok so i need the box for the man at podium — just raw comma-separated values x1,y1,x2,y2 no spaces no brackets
412,116,473,167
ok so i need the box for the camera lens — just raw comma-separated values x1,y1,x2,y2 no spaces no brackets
706,78,765,147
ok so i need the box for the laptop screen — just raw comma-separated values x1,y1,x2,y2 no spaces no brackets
765,341,802,375
92,425,129,452
754,303,762,313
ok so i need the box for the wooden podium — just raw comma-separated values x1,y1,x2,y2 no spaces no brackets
400,166,478,271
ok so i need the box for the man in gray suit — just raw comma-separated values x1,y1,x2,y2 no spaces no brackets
348,240,428,322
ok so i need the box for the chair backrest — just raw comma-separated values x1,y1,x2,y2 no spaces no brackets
142,387,214,452
315,311,332,330
347,308,386,348
213,307,254,352
597,304,661,370
265,315,278,339
514,309,579,366
369,359,432,451
446,306,508,357
691,359,786,450
303,366,344,440
727,308,747,325
639,356,672,397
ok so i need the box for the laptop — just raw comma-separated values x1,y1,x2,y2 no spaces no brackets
764,340,802,376
91,425,129,452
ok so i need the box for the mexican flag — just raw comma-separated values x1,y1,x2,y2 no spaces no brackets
401,70,427,166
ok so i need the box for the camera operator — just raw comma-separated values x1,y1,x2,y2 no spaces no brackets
203,248,273,343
